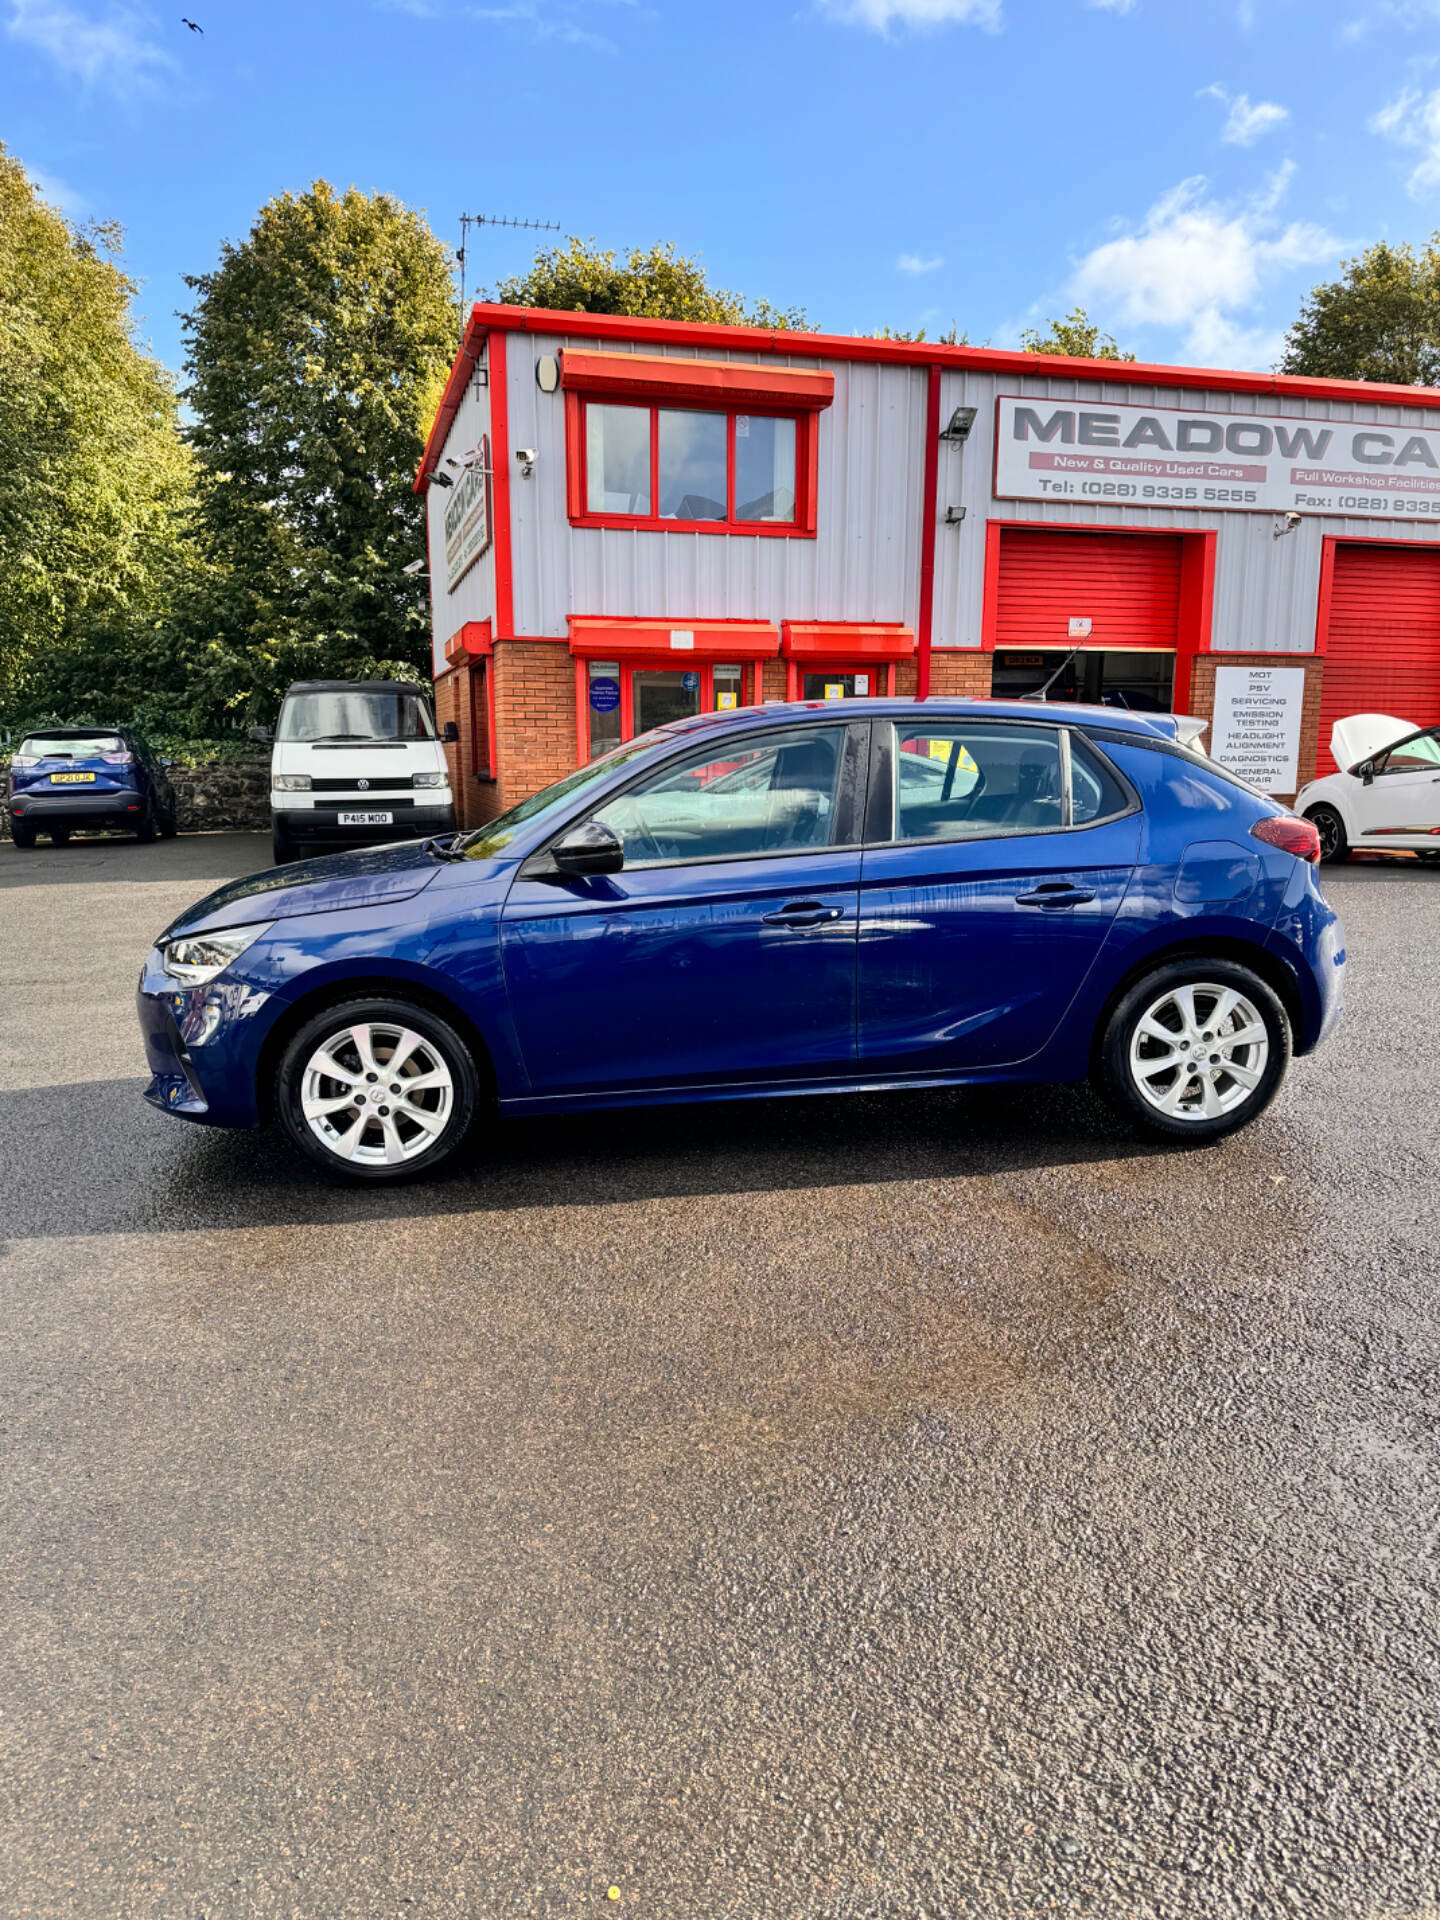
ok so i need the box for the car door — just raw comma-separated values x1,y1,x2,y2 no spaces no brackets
1353,727,1440,844
858,718,1140,1073
500,720,867,1096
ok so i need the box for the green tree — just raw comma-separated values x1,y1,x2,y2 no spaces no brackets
492,236,811,330
0,147,196,725
870,323,969,344
181,182,458,720
1020,307,1136,361
1280,239,1440,386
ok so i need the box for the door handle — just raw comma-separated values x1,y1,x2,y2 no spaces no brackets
1014,883,1096,908
762,900,844,928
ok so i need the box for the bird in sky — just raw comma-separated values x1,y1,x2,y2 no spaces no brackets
181,16,203,31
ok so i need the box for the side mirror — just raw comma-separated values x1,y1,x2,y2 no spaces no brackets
551,819,625,877
442,720,459,743
247,723,274,745
1359,760,1375,786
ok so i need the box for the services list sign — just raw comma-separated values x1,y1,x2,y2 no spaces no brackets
443,437,491,593
995,397,1440,523
1209,666,1307,794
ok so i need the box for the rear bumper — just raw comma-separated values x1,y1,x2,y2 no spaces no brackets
11,787,144,822
275,804,456,846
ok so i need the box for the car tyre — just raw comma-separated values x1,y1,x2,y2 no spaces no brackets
1415,850,1440,866
275,997,482,1184
136,804,158,843
48,825,71,847
159,805,179,840
1305,804,1348,864
272,827,299,866
1098,959,1291,1144
10,822,36,849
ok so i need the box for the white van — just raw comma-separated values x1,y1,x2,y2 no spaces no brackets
266,679,456,865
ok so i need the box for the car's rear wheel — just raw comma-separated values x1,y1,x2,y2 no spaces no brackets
1099,960,1291,1143
159,804,178,839
135,804,158,843
10,822,35,849
276,998,481,1183
1305,804,1348,864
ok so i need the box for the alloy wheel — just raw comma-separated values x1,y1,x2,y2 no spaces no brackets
1128,981,1270,1124
299,1021,454,1166
1311,809,1342,860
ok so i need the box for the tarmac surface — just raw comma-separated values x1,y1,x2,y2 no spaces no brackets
1,831,1438,1919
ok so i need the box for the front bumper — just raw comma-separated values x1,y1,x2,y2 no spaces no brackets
12,787,144,823
275,803,456,846
137,957,279,1128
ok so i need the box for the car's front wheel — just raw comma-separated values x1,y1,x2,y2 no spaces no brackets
275,998,481,1183
1099,960,1291,1143
1306,804,1348,864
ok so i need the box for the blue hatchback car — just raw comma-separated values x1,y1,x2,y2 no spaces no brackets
137,699,1345,1183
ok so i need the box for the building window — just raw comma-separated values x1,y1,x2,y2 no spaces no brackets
578,401,803,532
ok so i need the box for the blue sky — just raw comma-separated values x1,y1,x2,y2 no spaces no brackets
5,0,1440,380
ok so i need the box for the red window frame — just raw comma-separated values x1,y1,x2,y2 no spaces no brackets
565,392,819,538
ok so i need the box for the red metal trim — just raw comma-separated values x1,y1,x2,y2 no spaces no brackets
1175,531,1216,711
980,520,1004,651
564,389,585,520
490,330,514,638
1314,536,1338,657
574,657,589,764
781,622,916,659
917,365,943,700
419,305,1440,492
568,616,781,658
444,618,493,664
560,347,833,412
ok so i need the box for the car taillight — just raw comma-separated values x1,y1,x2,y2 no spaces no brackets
1251,815,1321,863
100,752,132,765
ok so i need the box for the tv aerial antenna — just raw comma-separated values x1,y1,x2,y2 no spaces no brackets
457,212,561,326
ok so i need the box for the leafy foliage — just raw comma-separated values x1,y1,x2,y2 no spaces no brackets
492,236,811,330
180,181,459,721
1019,308,1136,362
1280,239,1440,386
871,323,970,344
0,147,199,729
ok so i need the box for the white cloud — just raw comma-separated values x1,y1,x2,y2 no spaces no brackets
816,0,1000,31
1200,86,1290,146
1067,168,1342,367
1370,85,1440,197
1086,0,1137,11
897,252,943,274
5,0,174,88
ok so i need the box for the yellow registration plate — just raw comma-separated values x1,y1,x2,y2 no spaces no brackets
52,771,96,782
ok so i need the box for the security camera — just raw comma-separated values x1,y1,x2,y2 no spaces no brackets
1273,510,1301,538
402,558,426,575
515,448,538,477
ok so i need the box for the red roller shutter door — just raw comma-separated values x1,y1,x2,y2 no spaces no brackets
994,528,1183,651
1318,544,1440,775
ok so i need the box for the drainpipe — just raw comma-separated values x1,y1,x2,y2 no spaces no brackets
916,362,943,700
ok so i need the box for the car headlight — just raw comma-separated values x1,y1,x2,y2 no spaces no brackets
272,774,311,792
160,922,274,985
413,771,447,788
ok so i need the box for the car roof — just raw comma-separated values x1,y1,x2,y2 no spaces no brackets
650,696,1182,742
20,724,129,737
283,679,432,697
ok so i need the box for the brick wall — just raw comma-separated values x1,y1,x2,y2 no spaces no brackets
1187,652,1325,800
928,651,994,700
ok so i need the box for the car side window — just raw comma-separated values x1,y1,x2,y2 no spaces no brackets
1377,731,1440,773
590,725,846,868
1069,733,1131,825
893,724,1064,841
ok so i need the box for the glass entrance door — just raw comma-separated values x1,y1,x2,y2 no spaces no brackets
632,668,703,736
991,649,1175,713
801,670,880,700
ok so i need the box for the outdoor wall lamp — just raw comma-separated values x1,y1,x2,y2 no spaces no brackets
939,406,978,442
944,505,967,525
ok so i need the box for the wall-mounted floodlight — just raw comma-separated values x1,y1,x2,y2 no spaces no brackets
940,406,978,443
430,470,454,489
944,505,967,525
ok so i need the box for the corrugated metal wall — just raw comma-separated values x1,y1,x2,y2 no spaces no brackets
426,351,494,674
503,332,928,639
427,334,1440,665
932,368,1440,654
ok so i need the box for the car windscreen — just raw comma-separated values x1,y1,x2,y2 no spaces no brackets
277,690,436,743
17,733,124,758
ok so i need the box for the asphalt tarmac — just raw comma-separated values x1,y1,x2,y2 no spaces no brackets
2,833,1437,1919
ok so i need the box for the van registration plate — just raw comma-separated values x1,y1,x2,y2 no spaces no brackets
338,810,393,826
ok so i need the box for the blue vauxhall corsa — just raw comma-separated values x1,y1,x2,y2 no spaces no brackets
137,699,1345,1184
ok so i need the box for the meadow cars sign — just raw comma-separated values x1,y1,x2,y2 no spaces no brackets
995,398,1440,523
